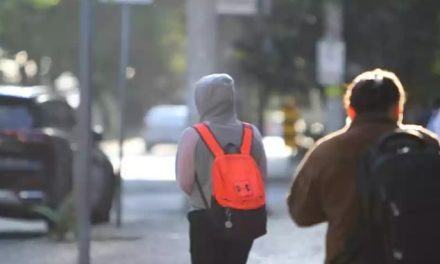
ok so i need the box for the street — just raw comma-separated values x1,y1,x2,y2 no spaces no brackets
0,140,326,264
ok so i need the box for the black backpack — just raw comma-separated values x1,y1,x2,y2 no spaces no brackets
356,129,440,263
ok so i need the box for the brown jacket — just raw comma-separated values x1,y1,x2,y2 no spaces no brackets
287,116,439,263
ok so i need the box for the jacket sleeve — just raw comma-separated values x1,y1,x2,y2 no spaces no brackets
287,147,326,226
175,127,199,195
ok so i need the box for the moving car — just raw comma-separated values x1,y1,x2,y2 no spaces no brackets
143,105,188,152
0,85,115,225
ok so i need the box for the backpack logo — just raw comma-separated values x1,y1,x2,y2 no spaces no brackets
234,181,253,197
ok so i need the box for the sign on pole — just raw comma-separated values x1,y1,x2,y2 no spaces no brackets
316,38,346,86
99,0,154,4
317,38,346,133
217,0,258,15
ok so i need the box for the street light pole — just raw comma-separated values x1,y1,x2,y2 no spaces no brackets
115,3,132,228
77,0,94,262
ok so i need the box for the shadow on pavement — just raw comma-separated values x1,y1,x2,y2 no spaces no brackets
0,231,46,239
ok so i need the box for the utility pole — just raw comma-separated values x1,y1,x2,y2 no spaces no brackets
99,0,154,228
76,0,94,262
256,0,271,134
185,0,217,123
324,0,343,41
115,3,131,228
317,0,346,133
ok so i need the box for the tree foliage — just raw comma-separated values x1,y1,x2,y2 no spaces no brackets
0,0,62,36
235,0,322,102
236,0,440,104
345,0,440,102
0,0,187,135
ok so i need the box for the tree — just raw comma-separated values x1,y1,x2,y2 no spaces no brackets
236,0,440,127
344,0,440,102
235,0,322,102
0,0,187,136
234,0,322,131
0,0,77,82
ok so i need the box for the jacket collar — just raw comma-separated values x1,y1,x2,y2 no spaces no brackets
350,113,398,128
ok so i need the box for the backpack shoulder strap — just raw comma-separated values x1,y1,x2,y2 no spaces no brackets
193,123,224,157
240,122,254,155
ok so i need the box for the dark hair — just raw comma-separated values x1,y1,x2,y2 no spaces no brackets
344,69,406,114
432,97,440,109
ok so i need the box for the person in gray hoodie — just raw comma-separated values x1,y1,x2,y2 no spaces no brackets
176,73,267,264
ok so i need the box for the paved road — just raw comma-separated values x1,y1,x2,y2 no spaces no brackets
0,140,326,264
0,181,326,264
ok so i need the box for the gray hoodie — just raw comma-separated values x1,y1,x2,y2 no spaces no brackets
176,73,267,210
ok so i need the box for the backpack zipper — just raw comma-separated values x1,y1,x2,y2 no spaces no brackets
225,208,233,229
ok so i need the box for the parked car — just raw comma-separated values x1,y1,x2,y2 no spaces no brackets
0,85,115,225
143,105,188,152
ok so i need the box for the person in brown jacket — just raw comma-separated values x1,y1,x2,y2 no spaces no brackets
287,69,439,264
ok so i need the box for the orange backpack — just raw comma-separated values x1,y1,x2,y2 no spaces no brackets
193,122,267,240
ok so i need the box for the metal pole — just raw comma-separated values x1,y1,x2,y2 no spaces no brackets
256,0,271,134
115,3,131,228
76,0,93,262
323,0,345,133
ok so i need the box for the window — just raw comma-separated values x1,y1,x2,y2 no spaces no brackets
0,104,34,130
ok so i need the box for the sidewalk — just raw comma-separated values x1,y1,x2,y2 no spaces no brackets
0,181,326,264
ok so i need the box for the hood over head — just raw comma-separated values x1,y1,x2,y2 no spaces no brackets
195,73,237,123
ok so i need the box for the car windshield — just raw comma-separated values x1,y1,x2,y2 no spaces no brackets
0,104,34,130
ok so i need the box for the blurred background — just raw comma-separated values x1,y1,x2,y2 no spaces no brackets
1,0,439,141
1,0,440,263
